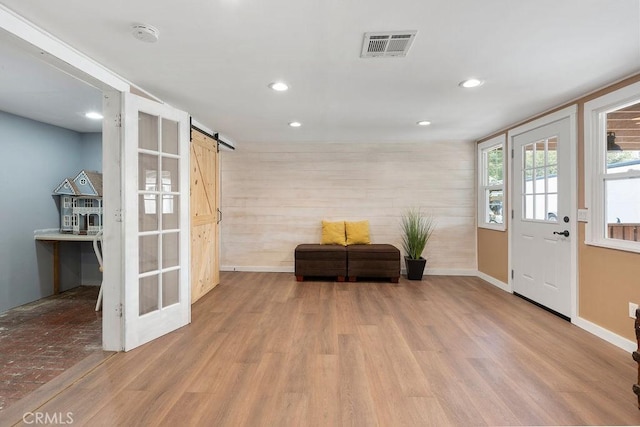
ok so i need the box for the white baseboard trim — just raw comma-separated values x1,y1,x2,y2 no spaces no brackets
402,268,477,276
220,265,294,273
475,271,511,293
426,268,477,276
224,266,478,277
572,316,635,353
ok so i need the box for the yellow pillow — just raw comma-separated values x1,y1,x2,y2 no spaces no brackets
321,220,346,246
345,220,371,245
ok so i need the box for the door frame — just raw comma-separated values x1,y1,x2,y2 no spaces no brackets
507,105,578,320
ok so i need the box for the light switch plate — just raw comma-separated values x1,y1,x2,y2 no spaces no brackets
577,209,589,222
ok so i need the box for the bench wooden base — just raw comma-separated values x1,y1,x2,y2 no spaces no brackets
296,275,345,282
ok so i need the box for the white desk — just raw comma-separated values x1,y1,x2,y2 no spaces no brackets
34,232,95,294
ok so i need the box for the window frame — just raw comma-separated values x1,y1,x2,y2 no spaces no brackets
584,80,640,253
477,134,506,231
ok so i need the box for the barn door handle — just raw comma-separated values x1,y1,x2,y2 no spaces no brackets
217,208,222,224
553,230,569,237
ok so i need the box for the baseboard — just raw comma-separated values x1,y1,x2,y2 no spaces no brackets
223,266,477,276
572,316,636,353
421,268,477,276
475,271,511,293
220,265,294,273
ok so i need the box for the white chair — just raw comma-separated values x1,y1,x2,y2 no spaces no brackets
93,230,104,311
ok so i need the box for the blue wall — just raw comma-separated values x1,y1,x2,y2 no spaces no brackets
0,111,102,313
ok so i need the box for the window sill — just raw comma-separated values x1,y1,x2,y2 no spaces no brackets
584,238,640,255
478,223,506,232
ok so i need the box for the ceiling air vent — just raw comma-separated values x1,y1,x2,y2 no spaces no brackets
361,31,417,58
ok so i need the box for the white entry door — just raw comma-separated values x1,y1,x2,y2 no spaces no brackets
511,108,575,318
122,92,191,351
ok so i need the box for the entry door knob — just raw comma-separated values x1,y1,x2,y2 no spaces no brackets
553,230,570,237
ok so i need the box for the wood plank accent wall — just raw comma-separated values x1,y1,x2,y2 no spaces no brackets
220,141,476,272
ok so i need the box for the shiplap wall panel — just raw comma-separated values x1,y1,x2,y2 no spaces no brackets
220,141,476,271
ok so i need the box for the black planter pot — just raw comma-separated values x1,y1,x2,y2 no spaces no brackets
404,256,427,280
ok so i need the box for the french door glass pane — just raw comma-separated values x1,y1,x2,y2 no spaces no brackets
137,112,183,316
139,112,158,151
139,154,159,191
139,275,159,315
162,270,180,308
162,119,179,155
162,232,179,268
163,195,179,229
162,157,179,192
139,234,159,274
139,195,158,231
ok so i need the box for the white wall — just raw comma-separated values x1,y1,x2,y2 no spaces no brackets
220,140,477,273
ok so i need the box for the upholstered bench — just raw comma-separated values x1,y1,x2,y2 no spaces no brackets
294,243,400,283
347,244,400,283
295,244,347,282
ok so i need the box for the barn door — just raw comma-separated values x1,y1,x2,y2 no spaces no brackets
190,129,220,303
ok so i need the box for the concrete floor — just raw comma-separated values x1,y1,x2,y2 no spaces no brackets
0,286,102,411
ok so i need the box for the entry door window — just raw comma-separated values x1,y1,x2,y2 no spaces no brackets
522,137,558,222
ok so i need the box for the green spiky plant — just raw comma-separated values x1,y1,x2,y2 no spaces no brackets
401,208,435,260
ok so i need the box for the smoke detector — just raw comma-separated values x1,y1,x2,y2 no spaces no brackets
361,31,417,58
131,24,159,43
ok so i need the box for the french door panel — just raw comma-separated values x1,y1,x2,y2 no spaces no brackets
122,92,190,351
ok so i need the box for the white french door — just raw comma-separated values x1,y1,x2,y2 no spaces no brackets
511,107,576,318
122,92,191,351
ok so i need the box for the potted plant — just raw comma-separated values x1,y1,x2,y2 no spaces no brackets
401,208,435,280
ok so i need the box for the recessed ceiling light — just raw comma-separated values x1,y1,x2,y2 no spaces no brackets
417,120,431,126
289,121,301,127
269,82,289,92
459,78,484,88
85,112,103,120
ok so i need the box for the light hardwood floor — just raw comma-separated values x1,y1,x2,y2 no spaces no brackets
3,272,640,426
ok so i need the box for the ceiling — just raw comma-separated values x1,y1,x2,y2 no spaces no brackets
0,31,103,133
0,0,639,143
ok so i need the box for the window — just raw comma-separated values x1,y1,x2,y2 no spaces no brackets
585,81,640,253
521,137,558,222
63,215,71,227
478,134,506,230
85,199,93,208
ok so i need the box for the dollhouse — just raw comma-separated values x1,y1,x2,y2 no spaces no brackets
53,170,103,235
